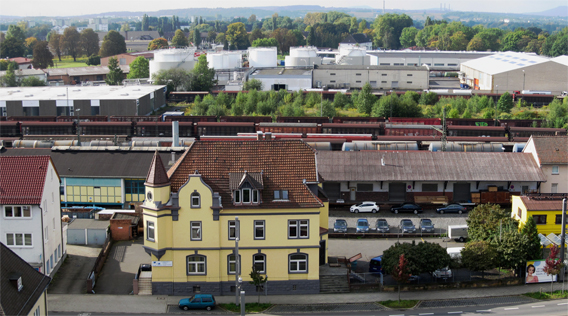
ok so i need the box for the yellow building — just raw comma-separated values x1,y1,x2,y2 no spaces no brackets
512,194,567,235
142,140,329,295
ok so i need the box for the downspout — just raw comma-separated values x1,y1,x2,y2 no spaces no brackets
39,203,46,275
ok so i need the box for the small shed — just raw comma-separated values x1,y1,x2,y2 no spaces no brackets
67,219,109,245
110,213,140,241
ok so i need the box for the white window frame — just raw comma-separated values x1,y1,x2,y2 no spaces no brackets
4,205,32,218
187,255,206,275
289,253,308,273
254,220,265,240
44,226,48,243
234,190,241,203
147,221,155,241
253,253,266,273
552,165,559,175
191,222,202,241
252,189,259,203
191,191,201,208
242,188,251,203
6,233,33,247
288,220,309,239
551,183,558,194
228,220,236,240
227,253,241,275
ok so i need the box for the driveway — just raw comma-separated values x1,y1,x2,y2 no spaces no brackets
95,238,149,294
48,244,101,294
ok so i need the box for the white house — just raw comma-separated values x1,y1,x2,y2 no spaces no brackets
0,155,66,277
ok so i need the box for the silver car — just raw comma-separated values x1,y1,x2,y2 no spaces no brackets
375,219,390,233
350,202,379,213
419,219,435,233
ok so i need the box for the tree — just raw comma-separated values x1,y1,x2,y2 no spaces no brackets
127,56,149,79
543,245,565,294
356,83,377,115
225,22,249,50
414,242,451,276
306,26,315,46
249,28,265,44
7,25,26,43
0,63,17,87
0,60,18,71
252,38,278,48
120,23,131,32
248,14,257,24
80,28,100,57
0,37,26,58
493,229,531,273
86,55,101,66
520,216,542,261
497,92,514,113
191,54,216,91
61,27,81,61
391,254,410,302
20,76,46,86
105,57,123,85
460,241,498,279
373,13,413,49
142,14,149,31
192,29,201,48
467,204,517,242
24,37,38,56
31,41,53,69
358,20,367,34
172,30,188,47
148,37,169,50
48,32,62,61
243,79,262,91
400,27,418,48
99,30,127,57
153,68,191,92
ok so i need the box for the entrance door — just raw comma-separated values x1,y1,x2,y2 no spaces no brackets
349,187,356,201
453,183,471,202
389,183,406,201
319,240,326,266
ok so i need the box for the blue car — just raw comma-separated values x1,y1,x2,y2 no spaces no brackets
179,294,216,311
356,219,369,233
333,219,348,233
369,256,383,273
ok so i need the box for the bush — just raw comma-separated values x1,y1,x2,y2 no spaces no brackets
86,55,101,66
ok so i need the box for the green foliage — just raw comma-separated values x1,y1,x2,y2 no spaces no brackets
220,303,272,313
86,55,101,66
105,57,123,85
226,22,249,50
252,38,278,47
321,100,335,117
0,60,18,71
153,68,191,93
31,41,53,69
419,92,438,106
172,30,189,47
545,99,568,128
400,27,418,48
80,28,100,57
492,229,530,270
373,13,413,49
48,32,62,61
193,29,202,47
148,38,169,50
99,31,127,57
244,79,263,91
333,92,351,109
61,27,81,61
523,290,568,300
467,204,518,242
20,76,46,86
460,241,498,274
0,63,17,87
127,56,150,79
497,92,514,113
414,242,451,275
191,55,216,91
380,300,419,309
249,266,268,303
356,83,376,115
1,36,25,58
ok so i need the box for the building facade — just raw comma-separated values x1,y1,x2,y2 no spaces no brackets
313,65,429,90
523,136,568,194
512,194,567,235
142,140,328,295
0,156,66,277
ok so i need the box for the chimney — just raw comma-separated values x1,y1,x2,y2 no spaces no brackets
256,131,263,141
265,132,272,141
172,121,179,147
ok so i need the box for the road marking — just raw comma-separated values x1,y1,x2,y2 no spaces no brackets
448,312,462,314
531,305,545,308
558,302,568,305
421,237,425,242
504,307,519,310
419,313,434,315
389,314,405,316
476,310,491,313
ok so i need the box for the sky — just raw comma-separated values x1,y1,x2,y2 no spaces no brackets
1,0,566,17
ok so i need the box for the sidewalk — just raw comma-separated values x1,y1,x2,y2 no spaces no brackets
48,282,568,314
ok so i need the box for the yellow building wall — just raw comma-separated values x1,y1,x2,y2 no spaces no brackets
143,175,328,285
512,195,564,236
26,291,47,316
65,185,121,203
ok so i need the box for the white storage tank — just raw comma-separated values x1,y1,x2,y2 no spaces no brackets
336,47,370,65
149,48,196,79
285,46,321,67
248,47,277,68
207,52,242,69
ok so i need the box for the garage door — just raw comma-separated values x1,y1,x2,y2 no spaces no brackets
87,229,107,246
323,182,341,201
389,183,406,201
67,229,86,245
453,183,471,203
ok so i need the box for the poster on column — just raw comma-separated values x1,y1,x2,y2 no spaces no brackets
526,259,556,284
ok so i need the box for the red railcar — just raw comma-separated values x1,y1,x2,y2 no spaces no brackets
1,121,20,137
135,122,194,137
196,122,256,136
257,123,321,134
110,116,160,122
21,121,74,135
331,117,386,124
220,116,272,123
384,124,442,137
56,115,108,122
276,116,330,124
164,115,217,123
509,127,567,142
498,119,545,128
445,118,496,126
388,117,441,125
446,125,507,138
321,123,383,137
79,122,134,136
8,116,57,122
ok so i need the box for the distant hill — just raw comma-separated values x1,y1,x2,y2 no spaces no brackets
530,6,568,17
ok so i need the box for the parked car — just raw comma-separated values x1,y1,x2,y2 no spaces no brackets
391,203,423,214
333,219,348,233
408,275,421,283
419,218,435,233
350,201,379,213
437,203,467,214
399,219,416,233
433,267,452,279
179,294,216,311
375,219,390,233
356,218,370,233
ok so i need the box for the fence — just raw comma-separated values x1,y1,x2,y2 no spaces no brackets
86,231,114,293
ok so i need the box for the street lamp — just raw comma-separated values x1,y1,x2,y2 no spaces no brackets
75,108,81,145
234,217,240,305
320,85,326,117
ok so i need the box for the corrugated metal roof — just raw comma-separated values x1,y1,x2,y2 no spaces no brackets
461,51,549,75
552,56,568,67
68,218,110,230
317,151,546,182
0,85,166,101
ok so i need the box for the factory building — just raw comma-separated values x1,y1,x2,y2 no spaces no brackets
313,65,429,90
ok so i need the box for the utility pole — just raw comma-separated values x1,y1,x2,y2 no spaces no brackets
430,107,446,151
234,217,241,305
560,199,566,284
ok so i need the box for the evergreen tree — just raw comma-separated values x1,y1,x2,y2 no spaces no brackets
142,14,149,31
105,57,124,85
1,63,17,87
193,29,202,48
521,216,542,261
172,30,189,47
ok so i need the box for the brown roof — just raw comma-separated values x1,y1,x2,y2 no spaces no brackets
0,156,53,205
229,172,264,190
317,151,546,182
1,243,51,316
530,136,568,164
520,195,567,211
145,151,170,187
167,141,322,209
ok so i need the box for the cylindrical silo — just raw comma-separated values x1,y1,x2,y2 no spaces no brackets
248,47,277,68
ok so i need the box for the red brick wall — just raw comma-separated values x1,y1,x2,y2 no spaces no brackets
110,219,133,241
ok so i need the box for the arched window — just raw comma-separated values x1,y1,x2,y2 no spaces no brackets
253,253,266,274
191,191,200,208
227,253,241,275
187,255,206,275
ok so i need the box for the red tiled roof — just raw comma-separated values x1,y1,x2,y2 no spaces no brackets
145,151,170,187
0,156,51,205
8,57,33,64
520,195,566,211
167,140,322,209
531,136,568,164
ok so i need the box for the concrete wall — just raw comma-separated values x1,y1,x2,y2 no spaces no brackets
540,164,568,193
110,219,134,240
152,279,320,295
6,100,23,116
74,100,91,116
313,68,429,90
39,100,56,116
100,99,136,116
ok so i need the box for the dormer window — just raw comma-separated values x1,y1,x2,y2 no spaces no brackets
274,190,289,200
229,171,263,206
